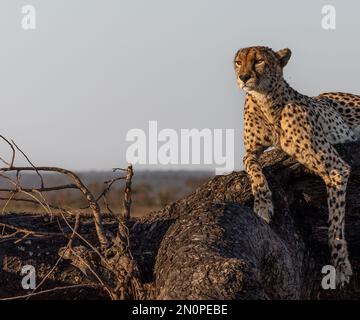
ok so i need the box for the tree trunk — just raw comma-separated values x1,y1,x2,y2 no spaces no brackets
133,141,360,299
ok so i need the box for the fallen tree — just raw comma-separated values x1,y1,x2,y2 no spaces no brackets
1,139,360,299
133,141,360,300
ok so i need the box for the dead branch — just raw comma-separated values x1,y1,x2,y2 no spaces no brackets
122,164,133,220
0,184,79,193
0,136,144,300
0,166,109,249
0,135,15,168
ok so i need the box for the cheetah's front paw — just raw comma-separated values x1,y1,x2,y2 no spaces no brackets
253,193,274,223
336,259,353,288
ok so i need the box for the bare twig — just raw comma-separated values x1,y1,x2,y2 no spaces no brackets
0,184,79,193
11,140,44,188
122,164,133,220
0,222,63,237
0,135,15,168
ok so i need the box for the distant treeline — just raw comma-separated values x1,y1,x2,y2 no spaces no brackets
0,170,212,217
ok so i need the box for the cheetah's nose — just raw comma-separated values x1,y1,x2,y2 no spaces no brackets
240,74,251,83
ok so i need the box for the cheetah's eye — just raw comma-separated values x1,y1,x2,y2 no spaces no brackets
255,59,265,65
235,61,241,68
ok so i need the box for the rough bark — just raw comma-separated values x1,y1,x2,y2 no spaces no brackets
133,141,360,300
1,142,360,299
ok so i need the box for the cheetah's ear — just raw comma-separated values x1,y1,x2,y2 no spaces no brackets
276,48,292,68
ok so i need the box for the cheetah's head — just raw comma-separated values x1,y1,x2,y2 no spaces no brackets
234,46,291,94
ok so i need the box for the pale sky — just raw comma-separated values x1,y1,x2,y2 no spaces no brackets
0,0,358,171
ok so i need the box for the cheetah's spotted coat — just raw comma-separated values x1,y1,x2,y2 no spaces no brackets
234,46,360,286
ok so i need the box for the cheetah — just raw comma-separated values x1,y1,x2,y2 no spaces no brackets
234,46,360,287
